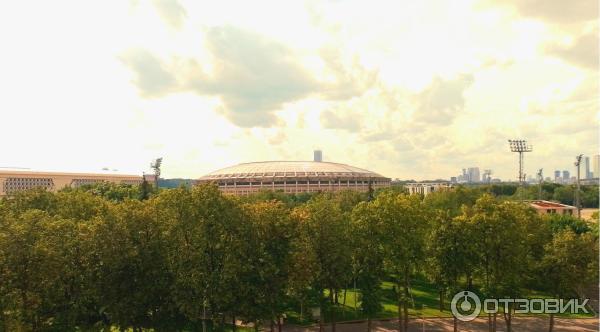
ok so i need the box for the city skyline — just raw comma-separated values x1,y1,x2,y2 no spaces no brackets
0,0,597,180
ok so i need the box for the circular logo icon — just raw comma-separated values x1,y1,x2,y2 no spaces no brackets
451,291,481,321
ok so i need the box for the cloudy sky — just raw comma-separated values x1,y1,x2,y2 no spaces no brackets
0,0,597,180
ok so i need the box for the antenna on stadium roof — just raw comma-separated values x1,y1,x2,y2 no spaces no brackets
313,150,323,162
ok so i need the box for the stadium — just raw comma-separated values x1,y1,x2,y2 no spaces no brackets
197,160,391,195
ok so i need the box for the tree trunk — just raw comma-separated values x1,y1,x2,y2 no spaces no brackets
403,280,410,332
488,313,492,332
398,282,404,332
277,316,282,332
453,315,458,332
504,306,512,332
255,320,259,332
403,300,409,332
439,289,444,311
270,318,274,332
398,296,404,332
367,317,372,332
319,293,324,332
492,312,497,332
300,301,304,321
232,315,236,332
330,288,337,332
343,289,347,306
548,313,554,332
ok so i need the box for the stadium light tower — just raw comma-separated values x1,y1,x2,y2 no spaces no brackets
508,139,532,184
150,157,163,189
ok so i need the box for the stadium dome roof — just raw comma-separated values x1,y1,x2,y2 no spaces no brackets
199,161,388,180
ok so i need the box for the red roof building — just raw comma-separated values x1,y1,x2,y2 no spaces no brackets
528,200,576,215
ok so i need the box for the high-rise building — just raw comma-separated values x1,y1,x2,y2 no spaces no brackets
481,169,492,183
593,155,600,179
554,170,560,179
467,167,480,183
313,150,323,162
584,156,591,179
562,170,570,181
456,169,468,183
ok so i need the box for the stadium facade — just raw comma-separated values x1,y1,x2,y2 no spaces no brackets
197,161,390,195
0,170,144,196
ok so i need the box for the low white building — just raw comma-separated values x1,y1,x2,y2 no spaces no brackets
405,182,453,196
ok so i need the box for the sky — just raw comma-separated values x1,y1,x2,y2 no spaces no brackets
0,0,597,180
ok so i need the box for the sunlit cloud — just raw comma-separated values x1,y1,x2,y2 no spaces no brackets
0,0,596,180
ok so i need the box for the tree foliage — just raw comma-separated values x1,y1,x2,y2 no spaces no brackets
0,185,595,331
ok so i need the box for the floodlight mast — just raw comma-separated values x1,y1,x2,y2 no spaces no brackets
508,139,533,185
150,157,163,189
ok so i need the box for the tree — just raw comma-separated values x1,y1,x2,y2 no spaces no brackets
351,201,384,332
541,230,598,331
287,228,319,323
467,195,541,332
68,181,142,202
2,188,57,215
423,185,481,217
36,216,100,330
375,192,427,332
295,194,352,332
581,185,599,208
0,210,54,330
425,210,478,332
544,213,591,235
159,184,245,329
241,201,295,332
552,186,574,205
91,199,178,331
54,190,110,221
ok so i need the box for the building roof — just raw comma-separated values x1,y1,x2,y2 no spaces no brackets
0,169,141,179
199,161,388,180
528,200,575,209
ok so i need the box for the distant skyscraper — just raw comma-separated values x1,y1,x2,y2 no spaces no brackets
554,170,561,182
584,156,591,179
562,170,570,181
313,150,323,162
467,167,480,183
593,155,600,179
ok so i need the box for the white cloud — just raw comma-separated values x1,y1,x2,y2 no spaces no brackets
0,0,596,180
